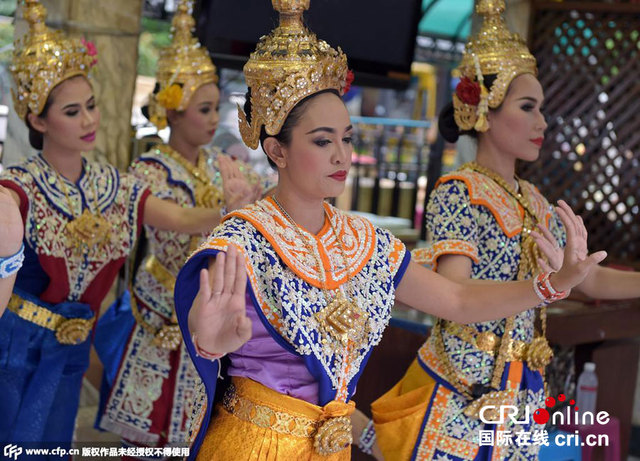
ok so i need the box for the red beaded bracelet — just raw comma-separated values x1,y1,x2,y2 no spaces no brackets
191,333,226,361
533,272,569,305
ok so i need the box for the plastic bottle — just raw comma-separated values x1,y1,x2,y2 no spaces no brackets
576,362,598,420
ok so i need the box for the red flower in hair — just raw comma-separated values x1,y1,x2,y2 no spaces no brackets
456,76,481,106
81,38,98,66
344,70,355,94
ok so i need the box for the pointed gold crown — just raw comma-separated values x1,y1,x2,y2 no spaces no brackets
10,0,97,121
238,0,349,149
453,0,537,132
148,0,218,129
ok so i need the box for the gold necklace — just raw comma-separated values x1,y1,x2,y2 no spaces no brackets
157,144,223,209
55,164,110,252
271,197,367,347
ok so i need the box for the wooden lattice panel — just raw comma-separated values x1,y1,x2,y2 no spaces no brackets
520,3,640,263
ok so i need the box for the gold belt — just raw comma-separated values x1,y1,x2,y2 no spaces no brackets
131,255,181,350
445,323,553,369
222,383,353,455
7,294,93,345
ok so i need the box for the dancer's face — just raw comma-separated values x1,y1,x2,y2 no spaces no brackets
29,76,100,154
273,92,353,200
169,82,220,148
483,73,547,162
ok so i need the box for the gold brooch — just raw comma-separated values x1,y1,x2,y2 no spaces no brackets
55,317,92,345
65,209,111,250
313,416,352,455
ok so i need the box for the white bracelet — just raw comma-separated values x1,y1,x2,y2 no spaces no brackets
0,243,24,279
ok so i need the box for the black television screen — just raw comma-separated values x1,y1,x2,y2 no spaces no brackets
196,0,422,89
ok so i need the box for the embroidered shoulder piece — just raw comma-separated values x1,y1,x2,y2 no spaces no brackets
189,199,406,400
228,198,377,289
436,170,552,237
7,154,119,219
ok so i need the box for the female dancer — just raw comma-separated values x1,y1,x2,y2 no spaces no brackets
0,0,253,446
95,0,262,449
371,1,640,460
171,1,605,459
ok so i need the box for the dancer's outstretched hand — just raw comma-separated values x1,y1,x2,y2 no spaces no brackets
189,244,251,354
550,200,606,292
530,223,563,272
0,185,23,257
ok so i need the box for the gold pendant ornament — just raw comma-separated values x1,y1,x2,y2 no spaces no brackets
316,293,367,346
65,208,110,249
525,337,554,370
475,330,499,352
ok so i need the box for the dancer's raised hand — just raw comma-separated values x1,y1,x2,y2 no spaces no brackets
188,244,251,354
550,200,606,291
531,222,563,272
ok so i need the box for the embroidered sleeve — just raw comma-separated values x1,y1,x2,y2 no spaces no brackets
422,179,479,267
119,172,152,242
129,158,173,200
376,227,409,285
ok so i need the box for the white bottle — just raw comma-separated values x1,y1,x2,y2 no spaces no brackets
576,362,598,420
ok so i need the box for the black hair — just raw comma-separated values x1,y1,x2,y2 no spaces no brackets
140,82,160,121
141,82,185,127
243,88,341,169
438,74,499,143
26,98,53,150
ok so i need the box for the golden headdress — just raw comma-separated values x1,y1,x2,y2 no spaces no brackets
238,0,349,149
10,0,97,121
453,0,538,132
148,0,218,129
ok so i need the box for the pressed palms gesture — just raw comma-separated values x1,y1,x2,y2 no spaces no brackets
551,200,605,291
0,186,23,257
218,155,262,212
188,244,252,354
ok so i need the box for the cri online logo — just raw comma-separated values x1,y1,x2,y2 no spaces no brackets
533,393,574,424
479,392,610,426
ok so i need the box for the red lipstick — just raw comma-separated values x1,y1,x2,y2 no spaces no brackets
329,170,347,181
530,137,544,148
81,131,96,142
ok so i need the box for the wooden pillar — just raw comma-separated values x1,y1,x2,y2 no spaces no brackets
4,0,143,170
